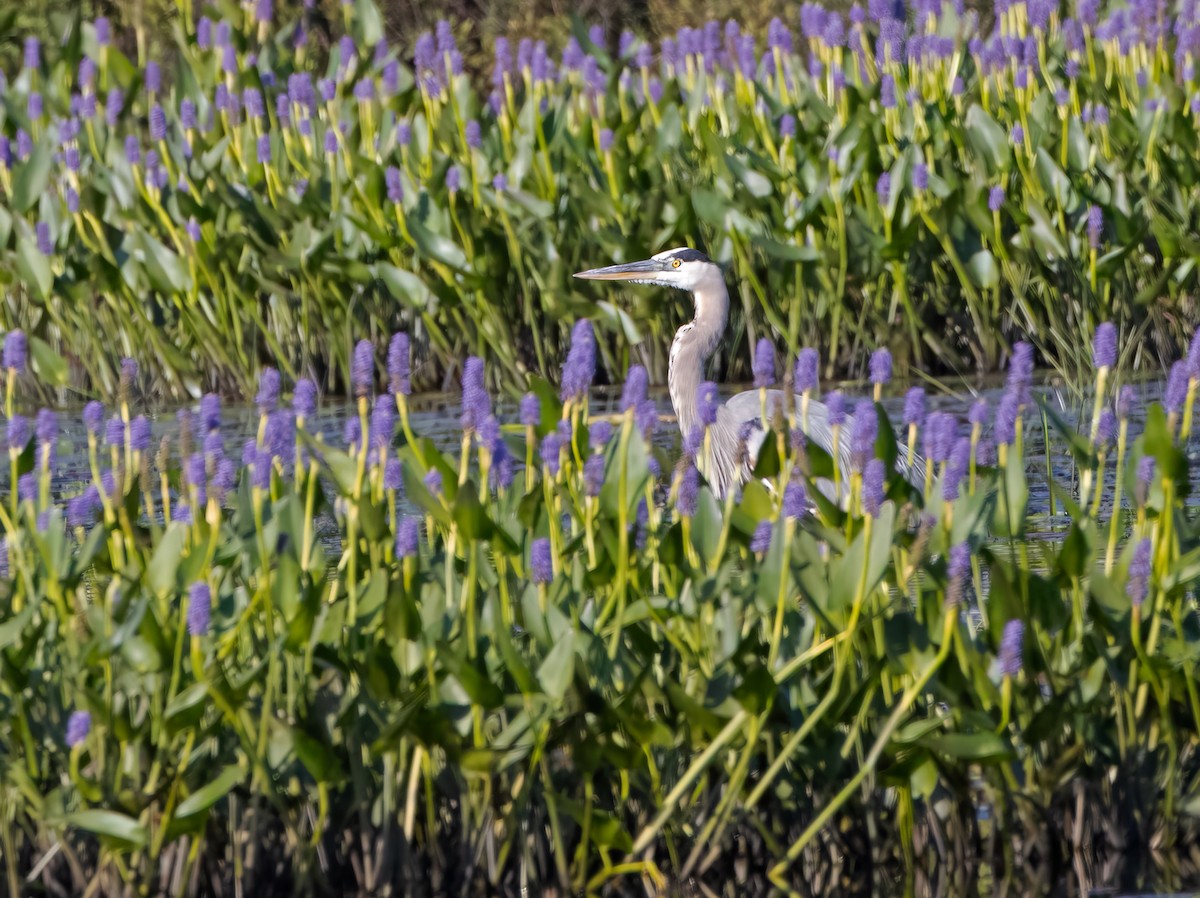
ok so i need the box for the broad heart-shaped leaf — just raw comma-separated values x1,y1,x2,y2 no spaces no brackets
826,503,895,614
174,765,244,820
407,218,470,273
136,231,192,292
536,634,575,702
11,139,53,212
964,105,1011,176
352,0,384,45
66,810,148,848
29,337,69,387
452,485,495,540
16,234,53,300
965,249,999,288
148,523,187,597
924,731,1011,762
375,263,434,309
992,453,1029,538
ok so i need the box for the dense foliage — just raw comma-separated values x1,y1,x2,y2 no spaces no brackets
0,322,1198,895
1,0,1200,399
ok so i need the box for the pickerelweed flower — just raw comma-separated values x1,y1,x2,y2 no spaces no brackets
676,461,700,516
1007,342,1034,398
850,400,877,469
969,398,989,427
65,710,91,748
387,333,411,395
988,186,1005,212
82,401,104,435
530,537,553,583
4,330,26,371
753,339,775,389
1165,360,1188,414
1087,205,1103,250
862,458,885,516
352,340,373,397
1117,386,1135,419
36,408,57,450
7,415,29,452
998,619,1024,677
876,172,891,205
750,520,772,553
370,399,396,450
396,516,420,558
636,399,658,439
104,415,123,447
912,163,928,192
36,222,52,256
1127,538,1152,607
385,166,403,204
783,478,807,519
492,173,508,192
943,438,971,501
256,367,280,413
827,391,847,427
1093,322,1117,369
583,455,605,497
24,37,40,71
460,356,490,431
560,320,596,401
292,379,317,421
384,457,403,492
589,420,613,450
1136,455,1156,505
948,542,971,582
903,387,925,428
1096,409,1117,447
697,382,720,428
621,365,648,412
795,348,819,393
868,348,892,386
519,392,540,427
187,582,211,636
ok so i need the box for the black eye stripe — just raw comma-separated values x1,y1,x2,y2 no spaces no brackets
669,248,710,263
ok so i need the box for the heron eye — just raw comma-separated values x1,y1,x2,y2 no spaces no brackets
672,259,682,269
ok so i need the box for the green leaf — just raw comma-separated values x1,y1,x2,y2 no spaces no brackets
536,635,575,702
175,765,244,819
965,250,999,288
964,106,1012,175
926,731,1011,762
29,337,69,387
66,810,148,848
148,523,187,597
11,141,53,212
352,0,384,45
16,235,53,300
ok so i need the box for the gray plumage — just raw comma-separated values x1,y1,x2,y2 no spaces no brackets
575,248,923,500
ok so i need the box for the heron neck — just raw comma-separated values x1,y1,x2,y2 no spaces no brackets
670,270,729,439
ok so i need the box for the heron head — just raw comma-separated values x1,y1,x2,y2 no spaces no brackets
574,247,717,291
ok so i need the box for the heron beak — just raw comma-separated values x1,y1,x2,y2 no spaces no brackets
573,259,665,280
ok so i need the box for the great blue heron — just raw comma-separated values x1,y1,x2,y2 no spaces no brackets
575,246,921,499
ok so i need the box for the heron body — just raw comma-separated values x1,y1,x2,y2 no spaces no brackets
575,247,919,500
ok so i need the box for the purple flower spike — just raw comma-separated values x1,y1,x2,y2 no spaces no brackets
352,339,373,397
187,582,211,636
387,333,411,395
385,166,403,204
560,320,596,401
826,391,846,427
943,438,971,501
676,461,700,517
460,356,490,431
1097,409,1117,447
621,365,648,412
795,348,819,393
1117,386,1135,419
780,476,805,520
294,379,317,420
698,382,720,427
1093,322,1117,369
912,163,928,191
1087,205,1103,250
3,330,27,371
998,619,1024,677
423,468,442,496
1165,361,1188,414
36,222,52,257
36,409,57,448
531,537,553,583
65,710,91,747
1137,456,1155,495
751,521,772,553
7,415,30,452
948,542,971,581
862,458,885,516
396,516,420,558
24,37,40,71
589,420,613,450
583,455,605,497
969,398,989,427
255,367,280,414
988,186,1006,212
492,173,508,192
903,387,925,428
520,392,541,427
1127,538,1152,607
850,400,877,469
869,348,892,386
104,415,124,447
83,401,104,434
130,416,151,452
753,339,775,389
